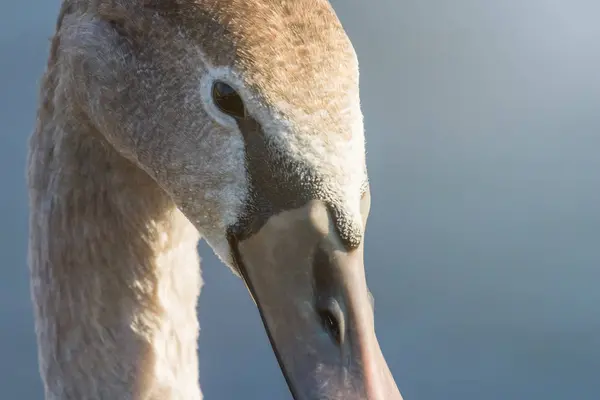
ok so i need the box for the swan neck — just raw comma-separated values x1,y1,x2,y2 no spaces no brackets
28,83,202,399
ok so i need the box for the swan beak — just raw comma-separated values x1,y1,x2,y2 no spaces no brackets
230,200,403,400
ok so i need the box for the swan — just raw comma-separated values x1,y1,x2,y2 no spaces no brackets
27,0,403,399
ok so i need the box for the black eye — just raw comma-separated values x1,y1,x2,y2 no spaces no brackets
211,81,246,119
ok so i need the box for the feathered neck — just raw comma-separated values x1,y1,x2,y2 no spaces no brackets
27,32,202,398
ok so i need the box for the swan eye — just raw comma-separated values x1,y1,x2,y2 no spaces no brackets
211,81,246,119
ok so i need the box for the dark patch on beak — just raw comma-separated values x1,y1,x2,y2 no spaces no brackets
228,200,403,400
233,116,364,249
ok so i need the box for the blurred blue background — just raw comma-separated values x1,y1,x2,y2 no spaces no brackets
2,1,600,399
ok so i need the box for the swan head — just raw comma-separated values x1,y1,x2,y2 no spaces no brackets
64,0,402,398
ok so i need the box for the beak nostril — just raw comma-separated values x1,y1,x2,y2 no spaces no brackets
312,247,346,346
319,309,340,344
317,301,345,346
